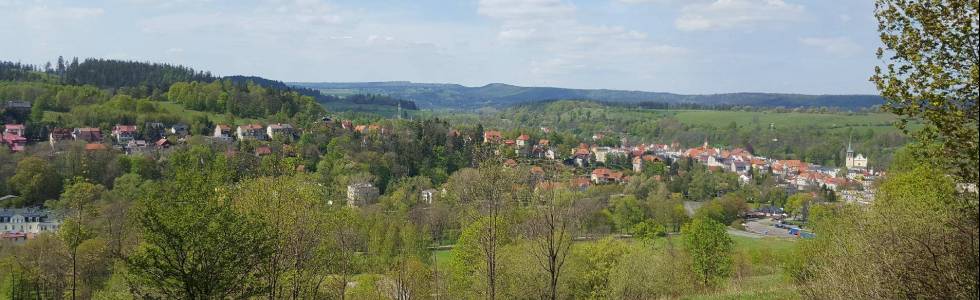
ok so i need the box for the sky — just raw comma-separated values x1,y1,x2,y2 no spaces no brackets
0,0,883,94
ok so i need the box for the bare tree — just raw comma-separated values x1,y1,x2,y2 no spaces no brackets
459,164,517,300
524,188,578,300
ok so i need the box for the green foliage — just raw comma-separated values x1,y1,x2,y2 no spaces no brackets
694,193,749,226
566,238,629,299
793,166,978,299
607,195,646,234
124,148,274,299
871,0,979,184
682,217,735,288
8,156,63,206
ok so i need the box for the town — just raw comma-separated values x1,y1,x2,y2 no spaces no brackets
2,96,878,242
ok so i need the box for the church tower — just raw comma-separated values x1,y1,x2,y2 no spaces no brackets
845,135,855,169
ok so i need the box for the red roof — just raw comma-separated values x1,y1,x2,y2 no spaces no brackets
239,124,263,130
255,146,273,156
85,143,107,151
517,134,530,141
571,177,592,188
530,166,544,175
112,125,137,133
484,130,502,141
4,124,25,130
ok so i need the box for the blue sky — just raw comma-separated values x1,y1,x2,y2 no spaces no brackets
1,0,882,94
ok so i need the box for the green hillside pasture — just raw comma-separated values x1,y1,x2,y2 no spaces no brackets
670,110,899,131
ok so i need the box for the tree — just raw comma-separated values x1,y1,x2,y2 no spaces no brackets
231,175,331,299
784,193,813,219
793,166,978,299
53,180,105,300
125,149,273,299
523,189,578,300
457,164,518,300
871,0,979,185
8,157,63,206
607,195,645,234
681,217,734,288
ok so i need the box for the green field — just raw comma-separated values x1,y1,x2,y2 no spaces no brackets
428,234,799,299
668,110,900,131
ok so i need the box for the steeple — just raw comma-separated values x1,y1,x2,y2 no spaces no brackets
846,134,854,154
703,137,709,149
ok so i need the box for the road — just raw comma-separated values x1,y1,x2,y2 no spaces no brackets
741,218,798,238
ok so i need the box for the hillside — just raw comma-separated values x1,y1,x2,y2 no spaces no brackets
291,81,884,110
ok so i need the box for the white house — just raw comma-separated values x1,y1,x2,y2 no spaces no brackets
1,208,60,235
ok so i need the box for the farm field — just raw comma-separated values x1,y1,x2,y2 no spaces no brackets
667,109,900,130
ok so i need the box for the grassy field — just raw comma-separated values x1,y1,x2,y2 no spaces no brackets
667,109,899,130
428,234,799,299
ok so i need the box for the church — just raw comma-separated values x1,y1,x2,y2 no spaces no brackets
845,140,868,169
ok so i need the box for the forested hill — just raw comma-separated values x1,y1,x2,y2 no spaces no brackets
292,81,884,110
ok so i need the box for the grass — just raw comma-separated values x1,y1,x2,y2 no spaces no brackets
667,109,900,130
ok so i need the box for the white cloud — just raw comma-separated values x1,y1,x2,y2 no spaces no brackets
478,0,684,83
799,36,862,56
675,0,804,31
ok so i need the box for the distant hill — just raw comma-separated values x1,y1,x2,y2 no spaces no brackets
291,81,884,110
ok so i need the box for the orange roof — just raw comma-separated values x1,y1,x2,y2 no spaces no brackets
571,177,592,187
484,130,502,140
517,134,530,141
85,143,107,151
530,166,544,175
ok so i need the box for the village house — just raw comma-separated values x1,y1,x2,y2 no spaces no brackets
266,123,294,139
155,138,171,149
48,128,73,148
1,208,60,237
421,189,438,205
347,182,379,207
4,100,31,113
3,124,27,152
126,140,149,153
591,168,624,184
213,124,232,140
112,125,138,143
85,143,108,151
483,130,502,143
236,124,266,140
4,124,25,136
144,122,166,139
170,124,189,137
516,134,530,147
571,177,592,191
255,145,273,156
73,127,103,143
